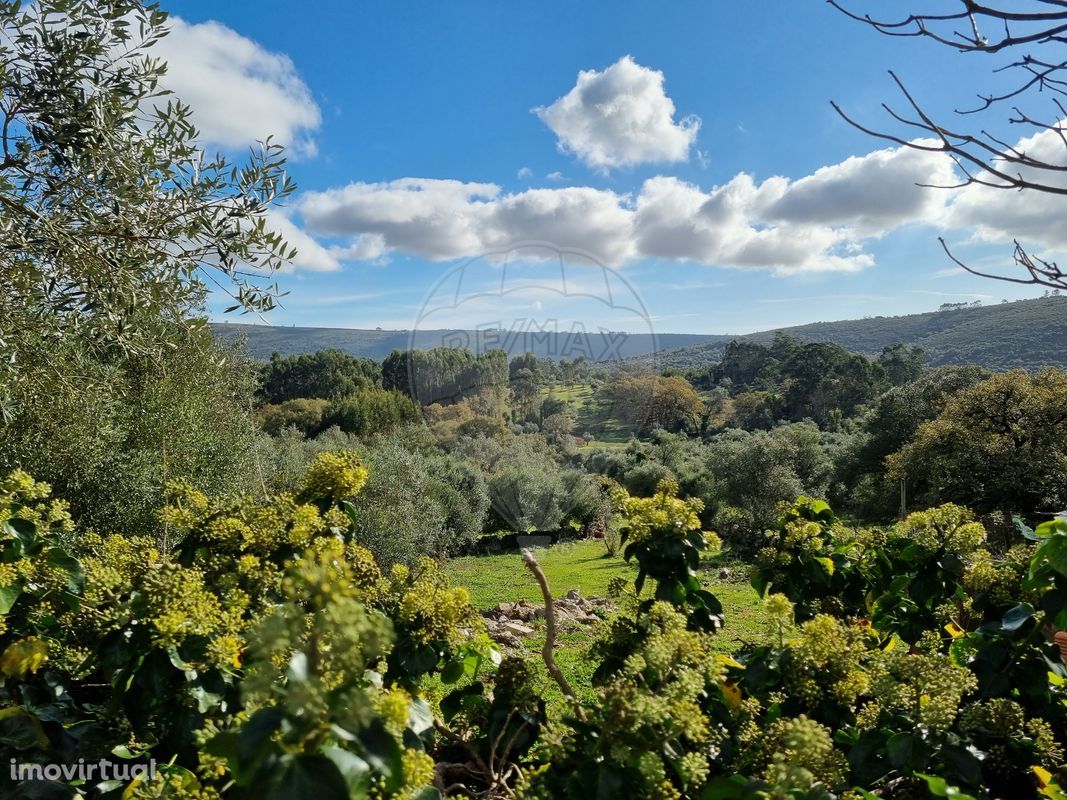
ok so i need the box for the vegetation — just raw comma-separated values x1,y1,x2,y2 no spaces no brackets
652,295,1067,373
2,2,1066,798
218,295,1067,371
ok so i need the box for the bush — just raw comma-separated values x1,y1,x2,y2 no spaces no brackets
0,326,263,538
0,459,489,799
4,463,1067,799
257,397,330,436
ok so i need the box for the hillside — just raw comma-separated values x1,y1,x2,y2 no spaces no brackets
212,323,714,362
649,296,1067,371
213,296,1067,370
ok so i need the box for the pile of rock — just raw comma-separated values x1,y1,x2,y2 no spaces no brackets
483,589,615,648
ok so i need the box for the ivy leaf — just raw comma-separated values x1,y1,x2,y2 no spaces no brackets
357,718,403,791
0,578,23,614
321,746,371,796
1000,603,1035,632
887,731,926,770
407,696,434,738
440,658,465,685
1036,532,1067,578
3,517,36,550
0,707,50,750
268,754,349,800
914,773,977,799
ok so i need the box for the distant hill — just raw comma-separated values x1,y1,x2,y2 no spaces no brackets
212,323,715,362
648,296,1067,371
213,296,1067,370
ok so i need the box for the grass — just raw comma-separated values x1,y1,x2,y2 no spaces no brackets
445,540,633,609
543,382,636,445
442,540,766,715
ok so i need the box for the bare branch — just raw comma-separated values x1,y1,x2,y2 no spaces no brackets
829,2,1067,291
521,548,576,700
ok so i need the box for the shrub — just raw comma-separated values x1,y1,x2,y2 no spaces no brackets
0,459,490,799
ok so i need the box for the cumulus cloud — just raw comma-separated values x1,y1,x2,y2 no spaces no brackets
759,143,956,234
942,125,1067,250
153,17,322,156
534,56,700,170
295,142,957,274
277,126,1067,277
264,211,341,272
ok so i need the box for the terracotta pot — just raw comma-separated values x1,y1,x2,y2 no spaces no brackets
1055,631,1067,664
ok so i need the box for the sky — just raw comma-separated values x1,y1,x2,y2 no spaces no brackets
162,0,1059,335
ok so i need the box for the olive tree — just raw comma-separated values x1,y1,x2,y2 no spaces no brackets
0,0,296,397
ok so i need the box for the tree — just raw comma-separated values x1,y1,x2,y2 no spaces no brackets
257,398,330,436
779,341,884,425
854,364,991,477
887,368,1067,514
509,352,544,421
831,1,1067,289
318,389,420,438
602,372,704,433
878,344,925,386
713,340,773,387
258,350,381,403
0,0,297,396
0,325,263,536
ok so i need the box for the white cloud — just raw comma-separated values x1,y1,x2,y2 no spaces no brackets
759,143,956,235
295,140,959,274
942,125,1067,251
153,17,321,156
534,56,700,170
280,127,1067,277
298,179,500,260
264,211,341,272
931,267,965,279
517,167,534,179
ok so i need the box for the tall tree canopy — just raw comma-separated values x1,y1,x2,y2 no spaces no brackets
888,369,1067,514
0,0,295,395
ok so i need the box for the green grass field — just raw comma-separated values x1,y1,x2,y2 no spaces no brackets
543,383,636,445
443,540,765,713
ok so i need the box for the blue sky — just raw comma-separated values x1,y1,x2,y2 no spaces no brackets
164,1,1053,334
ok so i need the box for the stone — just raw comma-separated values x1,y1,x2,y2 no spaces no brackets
502,621,535,636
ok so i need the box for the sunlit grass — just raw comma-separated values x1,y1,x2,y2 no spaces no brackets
442,540,766,713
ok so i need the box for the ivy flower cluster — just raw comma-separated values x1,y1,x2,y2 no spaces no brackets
524,602,728,798
615,478,711,545
867,651,977,733
895,504,986,555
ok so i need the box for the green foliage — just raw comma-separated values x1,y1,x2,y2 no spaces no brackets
652,296,1067,374
0,326,263,537
258,350,382,404
0,0,296,396
383,347,508,407
751,497,867,622
743,498,1067,797
706,425,833,550
600,372,704,434
888,369,1067,514
616,478,724,631
0,458,486,799
258,397,331,437
320,389,422,438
